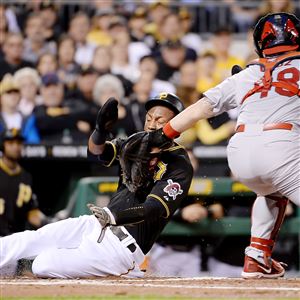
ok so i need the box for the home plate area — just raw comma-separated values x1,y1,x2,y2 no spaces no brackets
1,277,300,299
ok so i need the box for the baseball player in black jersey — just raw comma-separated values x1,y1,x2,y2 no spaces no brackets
0,129,50,275
0,93,193,278
0,129,46,236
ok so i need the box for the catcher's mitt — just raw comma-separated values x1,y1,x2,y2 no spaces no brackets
119,132,160,193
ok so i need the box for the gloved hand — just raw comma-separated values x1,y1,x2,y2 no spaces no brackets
119,132,159,192
91,97,118,145
148,128,173,149
87,204,116,227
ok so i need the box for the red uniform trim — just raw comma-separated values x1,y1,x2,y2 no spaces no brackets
236,123,293,133
163,122,180,139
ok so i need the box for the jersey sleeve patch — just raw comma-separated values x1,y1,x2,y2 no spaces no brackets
163,179,183,201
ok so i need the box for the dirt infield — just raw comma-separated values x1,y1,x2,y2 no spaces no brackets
1,277,300,299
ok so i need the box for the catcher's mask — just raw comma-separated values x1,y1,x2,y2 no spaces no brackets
145,92,185,115
0,128,24,152
253,13,300,58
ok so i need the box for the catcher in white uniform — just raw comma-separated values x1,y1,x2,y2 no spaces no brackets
148,12,300,279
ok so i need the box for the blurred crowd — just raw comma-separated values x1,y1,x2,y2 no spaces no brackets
1,0,299,146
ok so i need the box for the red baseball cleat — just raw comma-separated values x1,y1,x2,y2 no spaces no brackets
241,255,287,279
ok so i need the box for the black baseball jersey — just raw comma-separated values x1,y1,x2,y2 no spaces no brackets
97,140,193,254
0,159,38,236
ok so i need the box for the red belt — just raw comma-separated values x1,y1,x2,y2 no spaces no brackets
236,123,293,133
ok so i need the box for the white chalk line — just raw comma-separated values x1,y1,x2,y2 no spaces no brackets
1,280,300,292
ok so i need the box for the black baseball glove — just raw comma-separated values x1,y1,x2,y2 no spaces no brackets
119,132,160,193
91,97,118,145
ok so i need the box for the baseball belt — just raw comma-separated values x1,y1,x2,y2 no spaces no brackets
236,123,293,133
110,226,137,253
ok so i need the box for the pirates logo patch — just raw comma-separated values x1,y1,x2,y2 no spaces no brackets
163,179,183,200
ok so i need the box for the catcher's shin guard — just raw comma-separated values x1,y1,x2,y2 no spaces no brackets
250,194,288,241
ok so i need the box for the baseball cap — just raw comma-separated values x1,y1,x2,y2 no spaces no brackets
2,128,24,142
0,74,19,96
145,92,185,115
41,73,60,86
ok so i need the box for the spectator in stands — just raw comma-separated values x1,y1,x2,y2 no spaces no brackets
126,72,153,132
154,13,197,59
92,74,135,137
39,2,61,43
128,7,148,43
69,66,99,104
91,45,112,75
57,35,80,90
139,55,176,95
256,0,296,24
92,74,125,108
145,1,170,42
0,4,9,52
209,27,245,81
179,8,203,55
110,32,140,82
158,13,182,44
110,19,151,69
87,8,114,46
34,73,93,144
68,12,96,66
222,0,259,32
175,61,200,109
37,53,58,77
0,33,33,81
107,15,129,41
0,75,22,132
91,45,133,98
14,68,42,117
23,12,56,64
0,74,39,143
196,52,221,94
156,39,195,84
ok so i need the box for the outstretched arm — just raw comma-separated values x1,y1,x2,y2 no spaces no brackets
149,97,215,148
167,97,215,134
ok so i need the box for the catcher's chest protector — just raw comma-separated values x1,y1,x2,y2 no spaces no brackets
242,51,300,104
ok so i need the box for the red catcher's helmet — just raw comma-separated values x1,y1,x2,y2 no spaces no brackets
253,13,300,58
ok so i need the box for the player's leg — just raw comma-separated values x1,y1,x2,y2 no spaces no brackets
0,215,94,271
32,224,144,278
242,194,288,278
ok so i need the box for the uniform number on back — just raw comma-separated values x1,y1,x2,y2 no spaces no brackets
260,67,300,98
